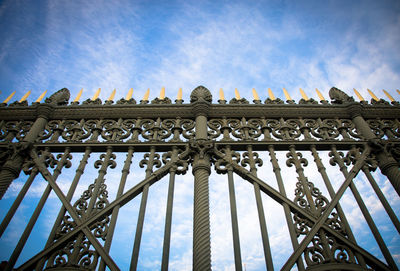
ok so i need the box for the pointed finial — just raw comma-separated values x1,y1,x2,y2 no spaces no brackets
177,88,182,100
299,88,309,100
252,88,260,101
353,88,365,101
397,89,400,96
268,88,276,100
235,88,240,99
315,88,325,101
367,89,378,101
126,88,133,100
2,91,16,103
283,88,292,100
160,87,165,99
35,90,48,102
19,90,31,102
92,88,101,100
108,89,116,101
219,88,225,100
74,88,83,102
382,89,394,102
143,88,150,101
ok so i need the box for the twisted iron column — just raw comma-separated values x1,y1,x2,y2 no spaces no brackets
192,153,212,271
191,86,212,271
0,104,53,199
348,103,400,196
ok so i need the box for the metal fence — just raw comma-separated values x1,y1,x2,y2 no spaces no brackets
0,86,399,270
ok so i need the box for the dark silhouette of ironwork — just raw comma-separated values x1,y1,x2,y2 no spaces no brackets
0,86,399,270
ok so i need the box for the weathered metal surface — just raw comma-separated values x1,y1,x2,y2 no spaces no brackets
0,86,399,270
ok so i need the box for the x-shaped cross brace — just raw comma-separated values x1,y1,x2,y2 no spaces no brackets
214,145,391,271
18,151,172,271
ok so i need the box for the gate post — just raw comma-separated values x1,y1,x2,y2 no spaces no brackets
190,86,212,271
0,88,70,199
348,102,400,196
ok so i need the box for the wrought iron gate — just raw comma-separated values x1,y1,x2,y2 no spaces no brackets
0,86,399,270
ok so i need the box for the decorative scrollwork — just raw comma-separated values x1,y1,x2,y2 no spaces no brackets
101,119,130,141
213,146,240,174
62,120,90,142
15,121,34,141
304,234,326,266
73,183,94,217
151,97,172,104
91,215,110,240
264,98,284,104
229,98,249,104
310,119,340,140
241,150,263,170
116,98,136,104
8,100,28,107
140,152,162,170
299,98,318,105
82,98,102,105
162,148,190,174
273,119,301,140
76,238,98,269
230,118,262,140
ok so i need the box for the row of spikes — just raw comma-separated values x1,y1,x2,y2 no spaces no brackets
2,87,400,104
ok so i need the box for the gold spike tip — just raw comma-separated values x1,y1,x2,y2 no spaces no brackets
143,88,150,101
125,88,133,100
234,88,241,99
282,88,292,101
219,88,225,100
268,88,276,100
160,87,165,99
397,89,400,96
252,88,260,100
35,90,48,103
19,90,31,102
2,91,16,103
177,88,183,100
353,88,365,101
108,89,117,101
315,88,325,101
299,88,309,100
92,88,101,100
382,89,394,102
367,89,379,101
74,88,83,102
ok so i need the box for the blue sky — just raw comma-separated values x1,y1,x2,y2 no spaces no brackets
0,0,400,270
0,0,400,101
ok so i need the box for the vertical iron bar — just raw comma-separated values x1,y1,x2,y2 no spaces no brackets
5,148,70,271
70,146,113,265
331,146,398,271
98,147,134,271
37,147,90,270
268,145,305,271
363,168,400,234
288,145,333,263
226,151,243,271
246,145,273,270
130,146,156,270
310,145,367,267
161,147,178,271
0,169,38,238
